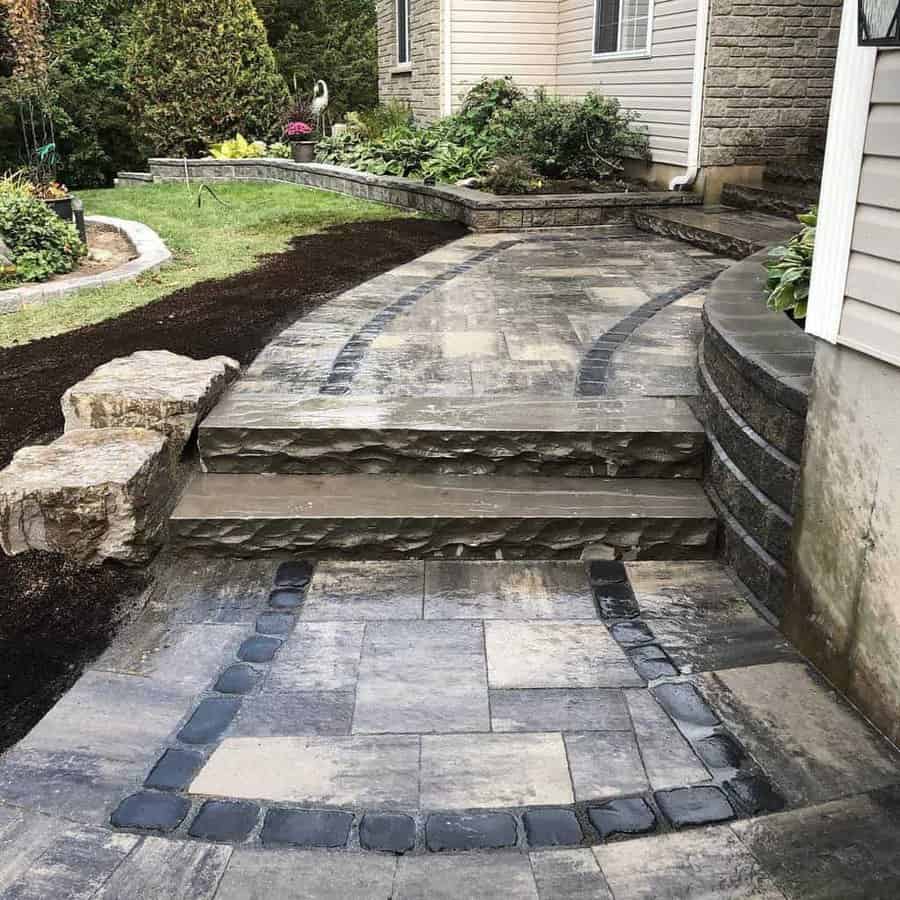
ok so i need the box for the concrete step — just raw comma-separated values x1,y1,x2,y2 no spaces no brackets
199,395,706,478
170,473,718,559
632,206,801,259
720,182,819,220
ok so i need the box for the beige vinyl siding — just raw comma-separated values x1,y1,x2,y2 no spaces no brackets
556,0,698,166
838,50,900,367
450,0,560,107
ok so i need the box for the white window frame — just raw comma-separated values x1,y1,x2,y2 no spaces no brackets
592,0,654,61
396,0,411,68
805,0,877,343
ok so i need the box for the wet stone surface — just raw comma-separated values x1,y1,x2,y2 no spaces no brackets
260,808,354,848
655,785,735,828
522,808,583,847
110,791,190,833
177,698,241,744
188,800,259,842
237,635,282,663
255,612,295,636
653,682,720,728
588,797,658,839
359,812,416,854
214,664,260,695
425,813,518,851
144,749,204,792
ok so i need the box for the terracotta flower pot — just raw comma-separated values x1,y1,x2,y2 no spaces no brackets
292,141,317,163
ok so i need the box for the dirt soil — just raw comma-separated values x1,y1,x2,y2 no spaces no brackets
529,178,651,195
0,216,465,751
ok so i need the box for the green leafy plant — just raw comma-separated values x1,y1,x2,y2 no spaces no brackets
208,134,268,159
421,143,491,183
440,77,525,148
0,190,86,284
483,155,536,195
126,0,290,157
765,207,817,320
267,141,292,159
345,100,413,140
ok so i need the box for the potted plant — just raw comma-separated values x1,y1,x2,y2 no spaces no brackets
284,100,317,163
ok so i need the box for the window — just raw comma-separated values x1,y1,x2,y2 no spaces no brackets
593,0,651,57
397,0,411,65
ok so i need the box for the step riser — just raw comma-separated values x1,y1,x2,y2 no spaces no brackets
631,211,757,259
171,516,718,560
199,429,706,478
720,184,818,221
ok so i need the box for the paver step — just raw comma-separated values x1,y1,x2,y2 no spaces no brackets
170,473,718,559
632,206,801,259
199,395,706,478
720,182,819,220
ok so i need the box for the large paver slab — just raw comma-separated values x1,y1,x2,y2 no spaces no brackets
485,622,643,689
353,621,490,734
301,560,423,620
215,849,397,900
699,662,900,805
564,732,649,801
265,622,365,692
189,736,420,807
424,560,597,619
731,786,900,900
530,849,614,900
490,688,631,733
594,825,787,899
230,691,355,737
395,852,539,900
420,733,574,809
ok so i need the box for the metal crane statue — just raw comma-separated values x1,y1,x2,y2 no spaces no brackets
312,80,330,135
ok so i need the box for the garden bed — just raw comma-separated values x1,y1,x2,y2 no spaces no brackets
0,215,464,751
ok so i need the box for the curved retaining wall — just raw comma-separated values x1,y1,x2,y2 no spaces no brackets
698,249,815,621
145,158,702,231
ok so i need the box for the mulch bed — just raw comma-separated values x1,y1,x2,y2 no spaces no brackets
0,216,465,750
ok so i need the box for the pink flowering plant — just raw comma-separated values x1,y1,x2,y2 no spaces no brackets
285,120,314,140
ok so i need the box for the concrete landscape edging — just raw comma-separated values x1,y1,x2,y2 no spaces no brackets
0,215,172,316
144,157,703,231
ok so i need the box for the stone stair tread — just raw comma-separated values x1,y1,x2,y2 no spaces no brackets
201,395,704,434
720,183,819,220
173,473,715,521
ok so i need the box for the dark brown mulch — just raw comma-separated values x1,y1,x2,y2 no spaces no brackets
529,178,651,195
0,216,466,751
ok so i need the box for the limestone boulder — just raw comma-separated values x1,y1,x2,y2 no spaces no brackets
0,428,170,564
62,350,240,458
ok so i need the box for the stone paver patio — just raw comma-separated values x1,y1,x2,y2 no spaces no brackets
2,227,900,898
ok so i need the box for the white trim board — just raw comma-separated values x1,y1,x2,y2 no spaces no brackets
805,0,877,343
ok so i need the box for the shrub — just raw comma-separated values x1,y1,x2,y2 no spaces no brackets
0,190,86,284
484,89,648,180
483,155,536,195
765,208,816,320
126,0,290,157
346,100,413,141
442,77,526,147
208,134,268,159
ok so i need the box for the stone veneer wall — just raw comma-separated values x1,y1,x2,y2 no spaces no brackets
698,249,815,621
377,0,442,122
700,0,842,167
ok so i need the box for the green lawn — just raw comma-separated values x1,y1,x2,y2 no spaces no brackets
0,182,410,347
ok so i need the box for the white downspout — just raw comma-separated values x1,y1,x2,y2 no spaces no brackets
670,0,710,190
441,0,453,116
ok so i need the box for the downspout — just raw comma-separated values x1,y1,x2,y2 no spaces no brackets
670,0,710,190
441,0,453,116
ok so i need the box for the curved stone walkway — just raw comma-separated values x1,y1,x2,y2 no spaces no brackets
1,227,900,898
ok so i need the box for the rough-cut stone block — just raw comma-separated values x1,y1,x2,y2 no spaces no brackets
0,428,169,564
62,350,239,458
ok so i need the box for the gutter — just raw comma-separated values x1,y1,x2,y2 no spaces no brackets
670,0,710,191
441,0,453,116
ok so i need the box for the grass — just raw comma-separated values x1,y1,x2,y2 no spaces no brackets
0,182,411,347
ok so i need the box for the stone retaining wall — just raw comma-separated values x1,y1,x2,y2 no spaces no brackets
698,249,815,620
144,159,702,232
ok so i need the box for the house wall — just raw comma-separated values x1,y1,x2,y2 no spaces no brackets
377,0,443,121
700,0,842,167
788,50,900,746
556,0,700,168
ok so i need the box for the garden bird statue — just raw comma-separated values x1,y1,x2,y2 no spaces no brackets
312,80,330,133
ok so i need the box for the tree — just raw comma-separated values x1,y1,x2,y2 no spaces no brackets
126,0,290,157
256,0,377,121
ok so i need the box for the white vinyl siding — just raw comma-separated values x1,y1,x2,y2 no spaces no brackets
838,50,900,367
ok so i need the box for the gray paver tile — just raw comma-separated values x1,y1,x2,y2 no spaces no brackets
189,735,420,807
699,662,900,805
594,825,786,899
353,621,489,734
395,852,539,900
564,732,648,802
420,733,573,809
230,690,355,736
485,622,642,689
424,561,597,620
301,560,424,620
731,785,900,900
530,848,614,899
93,836,231,899
265,622,365,692
490,689,631,732
215,849,397,900
625,689,711,790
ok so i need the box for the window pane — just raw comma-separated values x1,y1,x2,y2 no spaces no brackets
397,0,409,64
620,0,649,52
594,0,621,54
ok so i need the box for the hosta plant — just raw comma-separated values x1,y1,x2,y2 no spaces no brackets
765,207,816,319
209,134,268,159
